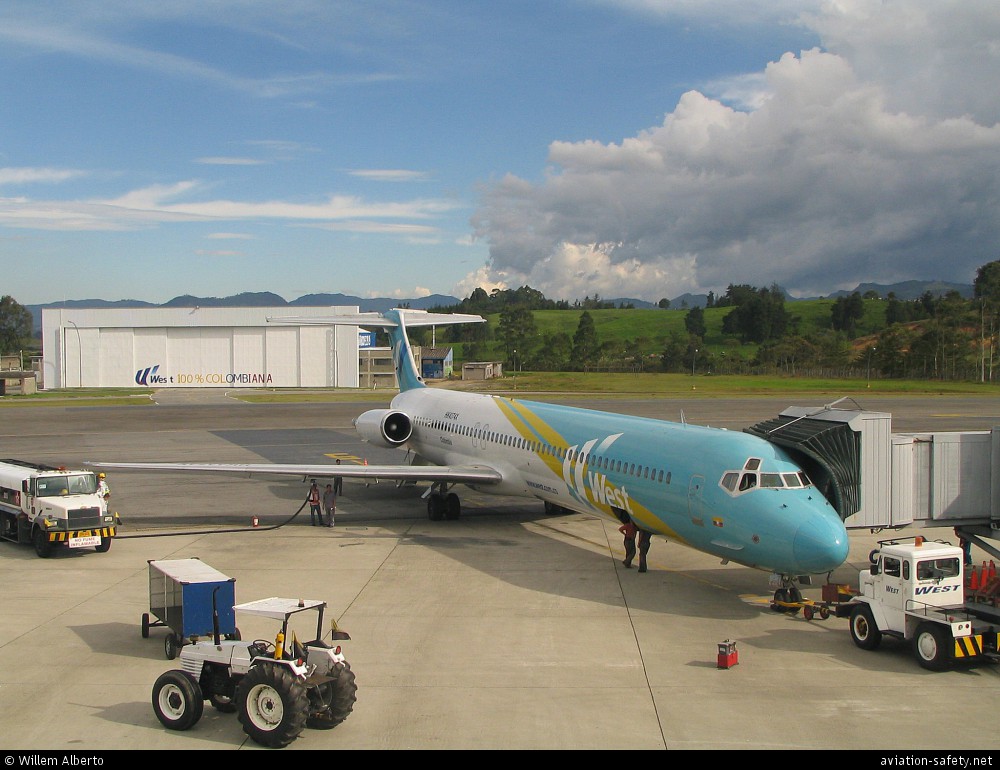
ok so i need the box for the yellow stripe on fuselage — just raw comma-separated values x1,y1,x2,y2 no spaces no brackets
493,397,684,542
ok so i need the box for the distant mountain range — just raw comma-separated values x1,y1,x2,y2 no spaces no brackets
25,280,974,330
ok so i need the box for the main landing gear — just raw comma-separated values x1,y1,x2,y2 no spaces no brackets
425,483,461,521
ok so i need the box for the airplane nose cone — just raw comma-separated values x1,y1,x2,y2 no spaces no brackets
792,512,849,573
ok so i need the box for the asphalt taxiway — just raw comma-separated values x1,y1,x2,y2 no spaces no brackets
1,390,999,751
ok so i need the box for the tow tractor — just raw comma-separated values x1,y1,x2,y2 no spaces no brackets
774,536,1000,671
152,595,357,748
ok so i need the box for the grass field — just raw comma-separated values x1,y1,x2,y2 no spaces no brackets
465,299,889,363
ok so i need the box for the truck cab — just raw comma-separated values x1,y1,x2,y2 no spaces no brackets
0,459,118,557
847,537,996,670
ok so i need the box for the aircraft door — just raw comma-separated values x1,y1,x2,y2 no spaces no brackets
688,474,705,526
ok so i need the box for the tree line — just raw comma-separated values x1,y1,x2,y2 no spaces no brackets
423,259,1000,382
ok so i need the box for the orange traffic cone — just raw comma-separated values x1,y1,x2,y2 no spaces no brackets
968,566,980,591
991,561,997,581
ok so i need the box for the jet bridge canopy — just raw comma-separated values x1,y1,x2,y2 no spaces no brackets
744,413,861,520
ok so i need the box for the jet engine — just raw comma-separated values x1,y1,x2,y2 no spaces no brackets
353,409,413,448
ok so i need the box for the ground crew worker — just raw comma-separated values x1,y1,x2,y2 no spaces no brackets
323,483,336,528
97,472,111,511
618,514,638,568
308,480,322,526
637,529,652,573
332,458,343,496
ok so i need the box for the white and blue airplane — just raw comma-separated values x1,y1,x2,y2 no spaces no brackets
94,308,849,600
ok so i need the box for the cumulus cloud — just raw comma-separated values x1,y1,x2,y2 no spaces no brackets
469,0,1000,301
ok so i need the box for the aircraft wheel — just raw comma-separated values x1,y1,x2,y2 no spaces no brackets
771,588,792,612
849,604,882,650
445,493,461,520
427,495,444,521
913,622,951,671
785,585,802,615
152,670,204,731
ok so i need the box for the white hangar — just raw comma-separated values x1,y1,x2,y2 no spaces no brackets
40,306,364,389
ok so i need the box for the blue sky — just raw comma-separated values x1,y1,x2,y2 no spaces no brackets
2,1,999,306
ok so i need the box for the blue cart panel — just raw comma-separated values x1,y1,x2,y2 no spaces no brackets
147,558,237,640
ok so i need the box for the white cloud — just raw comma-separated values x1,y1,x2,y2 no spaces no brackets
470,1,1000,301
0,182,461,232
349,169,432,182
0,167,85,185
196,157,267,166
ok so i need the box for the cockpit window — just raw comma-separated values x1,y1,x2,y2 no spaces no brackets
782,473,802,488
719,460,813,496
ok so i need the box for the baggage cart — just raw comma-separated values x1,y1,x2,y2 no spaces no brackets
143,557,238,659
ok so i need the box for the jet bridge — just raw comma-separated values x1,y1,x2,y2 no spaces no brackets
746,400,1000,558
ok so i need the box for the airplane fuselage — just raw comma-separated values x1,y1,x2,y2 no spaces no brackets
392,386,849,577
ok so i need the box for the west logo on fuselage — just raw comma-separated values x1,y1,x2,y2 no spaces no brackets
561,434,634,515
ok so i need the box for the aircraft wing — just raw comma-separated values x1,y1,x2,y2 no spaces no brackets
85,461,503,485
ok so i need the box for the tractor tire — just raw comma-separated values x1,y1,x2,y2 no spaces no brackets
152,670,204,731
94,536,111,553
32,528,53,559
236,664,309,748
141,613,150,639
913,622,951,672
849,604,882,651
306,662,357,730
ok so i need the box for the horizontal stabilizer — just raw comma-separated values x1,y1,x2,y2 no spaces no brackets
266,309,486,329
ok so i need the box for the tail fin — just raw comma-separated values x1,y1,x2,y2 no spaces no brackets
267,308,486,392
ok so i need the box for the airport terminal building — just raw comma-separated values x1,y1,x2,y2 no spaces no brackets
40,306,365,389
